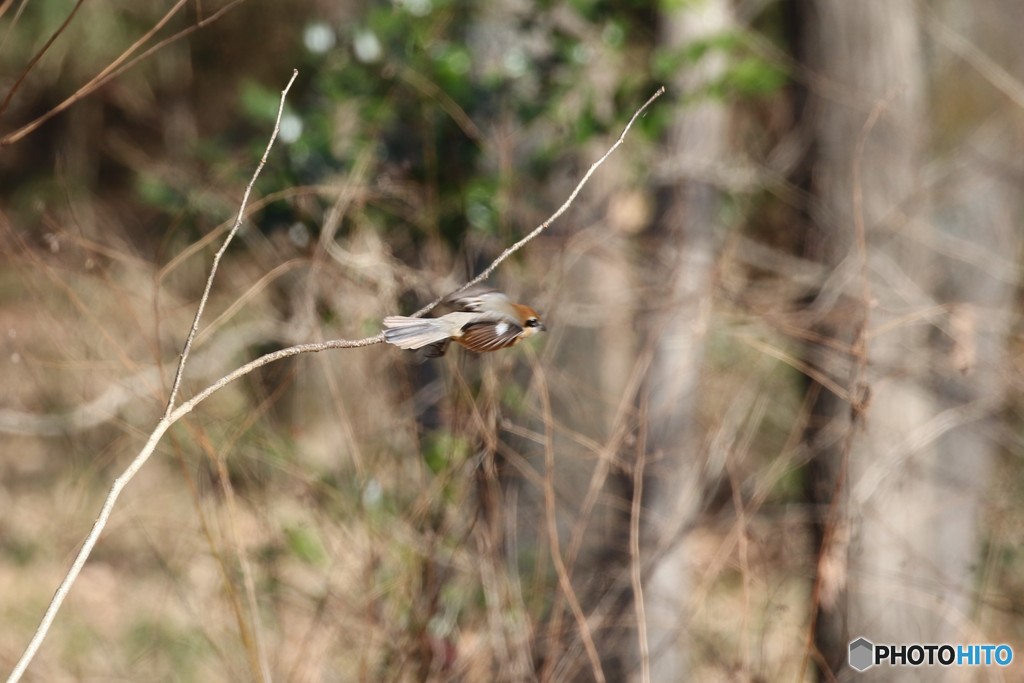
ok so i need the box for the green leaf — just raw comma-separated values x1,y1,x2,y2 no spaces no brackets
135,173,179,209
423,431,470,474
284,526,327,566
239,80,285,123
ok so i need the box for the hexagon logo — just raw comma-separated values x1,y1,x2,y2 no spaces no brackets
849,637,875,672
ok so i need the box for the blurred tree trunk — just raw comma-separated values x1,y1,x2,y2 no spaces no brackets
797,1,1016,678
797,0,925,672
634,1,733,680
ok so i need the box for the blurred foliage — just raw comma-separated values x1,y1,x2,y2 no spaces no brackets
0,0,877,680
262,0,665,253
0,0,792,254
652,27,788,101
423,430,470,475
283,524,328,565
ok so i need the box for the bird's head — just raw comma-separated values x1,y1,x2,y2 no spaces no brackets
512,304,546,337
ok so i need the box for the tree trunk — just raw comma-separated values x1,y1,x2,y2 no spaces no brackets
637,1,734,680
797,1,1015,679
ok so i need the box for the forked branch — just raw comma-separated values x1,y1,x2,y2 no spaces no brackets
5,79,663,682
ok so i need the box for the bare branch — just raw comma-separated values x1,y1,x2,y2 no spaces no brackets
4,84,661,682
412,86,666,319
6,69,299,683
165,68,299,414
531,348,607,683
0,0,86,117
631,412,651,683
0,0,249,146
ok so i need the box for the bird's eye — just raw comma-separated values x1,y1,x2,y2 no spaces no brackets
525,318,539,328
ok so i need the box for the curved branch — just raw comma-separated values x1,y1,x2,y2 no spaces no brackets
6,69,300,683
164,68,299,413
4,84,663,682
412,86,666,318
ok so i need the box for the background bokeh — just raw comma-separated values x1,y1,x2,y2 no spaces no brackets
1,1,1023,681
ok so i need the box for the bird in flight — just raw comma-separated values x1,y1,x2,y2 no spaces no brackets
382,287,546,357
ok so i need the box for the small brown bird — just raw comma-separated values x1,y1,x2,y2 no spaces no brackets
383,287,546,357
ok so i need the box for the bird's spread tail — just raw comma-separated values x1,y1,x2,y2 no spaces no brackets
382,316,454,350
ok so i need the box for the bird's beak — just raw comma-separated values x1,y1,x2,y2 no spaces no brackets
538,322,547,332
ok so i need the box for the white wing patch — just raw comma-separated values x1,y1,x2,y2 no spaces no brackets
458,319,523,351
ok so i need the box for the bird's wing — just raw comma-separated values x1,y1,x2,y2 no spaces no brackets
447,287,510,313
456,318,524,352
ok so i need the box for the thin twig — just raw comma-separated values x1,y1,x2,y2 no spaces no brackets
2,0,189,145
5,85,662,682
166,68,298,414
5,69,298,683
529,348,607,683
412,86,666,319
7,335,382,683
0,0,248,146
0,0,86,117
630,402,650,683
